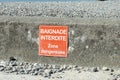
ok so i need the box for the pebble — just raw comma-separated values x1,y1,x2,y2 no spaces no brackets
12,67,17,72
102,67,110,71
111,69,114,72
43,73,50,78
49,70,54,75
0,60,120,79
5,66,12,71
113,74,120,80
55,65,61,69
24,69,30,74
0,67,4,71
0,60,6,67
33,63,38,67
66,65,73,70
85,45,89,49
32,71,38,75
19,62,24,66
9,57,17,62
91,67,99,72
9,61,17,66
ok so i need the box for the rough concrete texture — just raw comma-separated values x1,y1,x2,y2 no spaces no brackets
0,16,120,67
0,1,120,18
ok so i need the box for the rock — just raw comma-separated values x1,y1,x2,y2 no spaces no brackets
0,67,4,71
9,56,17,62
75,66,82,71
66,65,73,70
111,69,114,72
0,60,6,67
52,65,56,69
61,65,67,69
19,69,24,74
34,66,40,71
102,67,109,71
49,70,54,76
43,73,50,77
47,65,53,69
43,69,52,77
116,74,120,78
31,67,36,73
27,67,32,72
32,71,38,75
24,69,30,74
16,72,19,75
19,62,24,66
113,78,117,80
110,73,113,75
58,68,64,72
33,63,38,67
5,66,12,71
92,67,99,72
85,45,89,49
9,61,17,66
12,67,17,72
113,74,120,80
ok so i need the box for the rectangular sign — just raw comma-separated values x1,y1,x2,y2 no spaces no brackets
39,25,68,57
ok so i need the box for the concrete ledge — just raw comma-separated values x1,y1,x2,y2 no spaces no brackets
0,16,120,25
0,16,120,68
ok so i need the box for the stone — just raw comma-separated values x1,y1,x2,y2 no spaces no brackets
43,69,52,77
19,62,24,66
110,73,113,75
24,69,30,74
0,67,4,71
33,63,38,67
52,65,56,69
85,45,89,49
19,69,24,74
9,56,17,62
9,61,17,66
92,67,99,72
116,74,120,78
27,67,32,72
12,67,17,72
33,71,39,75
49,70,54,76
31,68,36,73
102,67,109,71
68,46,74,52
111,69,114,72
0,61,6,67
65,65,72,70
58,68,64,72
5,66,12,71
43,73,50,78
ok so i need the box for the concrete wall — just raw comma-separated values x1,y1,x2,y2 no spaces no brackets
0,16,120,67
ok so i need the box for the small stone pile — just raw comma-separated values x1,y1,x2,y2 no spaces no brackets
0,57,72,78
0,57,120,80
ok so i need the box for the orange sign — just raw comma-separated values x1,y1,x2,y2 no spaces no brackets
39,25,68,57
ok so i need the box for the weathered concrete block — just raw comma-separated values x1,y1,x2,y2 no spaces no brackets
0,16,120,67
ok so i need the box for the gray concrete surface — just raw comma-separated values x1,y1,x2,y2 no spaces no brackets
0,16,120,67
0,1,120,18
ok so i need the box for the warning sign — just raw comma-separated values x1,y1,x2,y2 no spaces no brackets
39,25,68,57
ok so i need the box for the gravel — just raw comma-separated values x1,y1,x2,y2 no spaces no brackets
0,1,120,18
0,59,120,80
